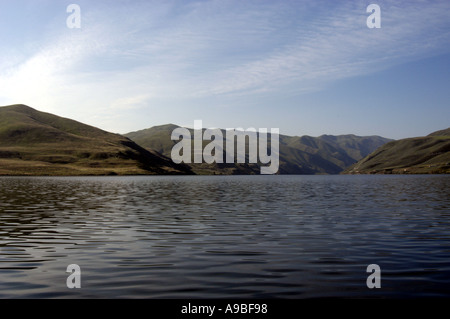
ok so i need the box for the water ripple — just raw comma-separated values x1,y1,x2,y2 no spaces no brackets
0,175,449,298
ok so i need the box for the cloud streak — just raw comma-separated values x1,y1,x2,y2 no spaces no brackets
0,0,449,134
198,1,450,96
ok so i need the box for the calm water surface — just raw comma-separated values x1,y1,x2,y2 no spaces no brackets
0,175,449,298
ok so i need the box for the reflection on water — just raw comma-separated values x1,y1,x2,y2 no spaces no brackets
0,175,449,298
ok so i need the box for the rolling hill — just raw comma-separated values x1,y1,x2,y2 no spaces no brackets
125,125,392,174
0,105,193,175
343,128,450,174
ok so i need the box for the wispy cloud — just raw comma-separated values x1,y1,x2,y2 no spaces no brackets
0,0,449,134
198,1,450,96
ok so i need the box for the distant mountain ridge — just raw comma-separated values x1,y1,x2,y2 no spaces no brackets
344,128,450,174
126,124,392,174
5,104,428,176
0,105,193,175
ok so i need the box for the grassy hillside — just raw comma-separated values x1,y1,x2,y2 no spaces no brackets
428,128,450,137
0,105,193,175
127,125,262,174
344,128,450,174
126,125,392,174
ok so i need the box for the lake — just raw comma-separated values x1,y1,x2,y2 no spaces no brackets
0,175,449,298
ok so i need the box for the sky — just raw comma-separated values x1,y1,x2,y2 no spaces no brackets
0,0,449,139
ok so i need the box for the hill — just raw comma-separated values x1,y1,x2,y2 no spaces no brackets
428,128,450,137
125,125,392,174
0,105,193,175
343,128,450,174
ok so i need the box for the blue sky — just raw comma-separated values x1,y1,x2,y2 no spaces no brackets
0,0,449,139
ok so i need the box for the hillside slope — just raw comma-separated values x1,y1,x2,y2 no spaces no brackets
344,128,450,174
126,125,392,174
0,105,193,175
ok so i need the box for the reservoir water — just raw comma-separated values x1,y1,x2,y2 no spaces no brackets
0,175,449,298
